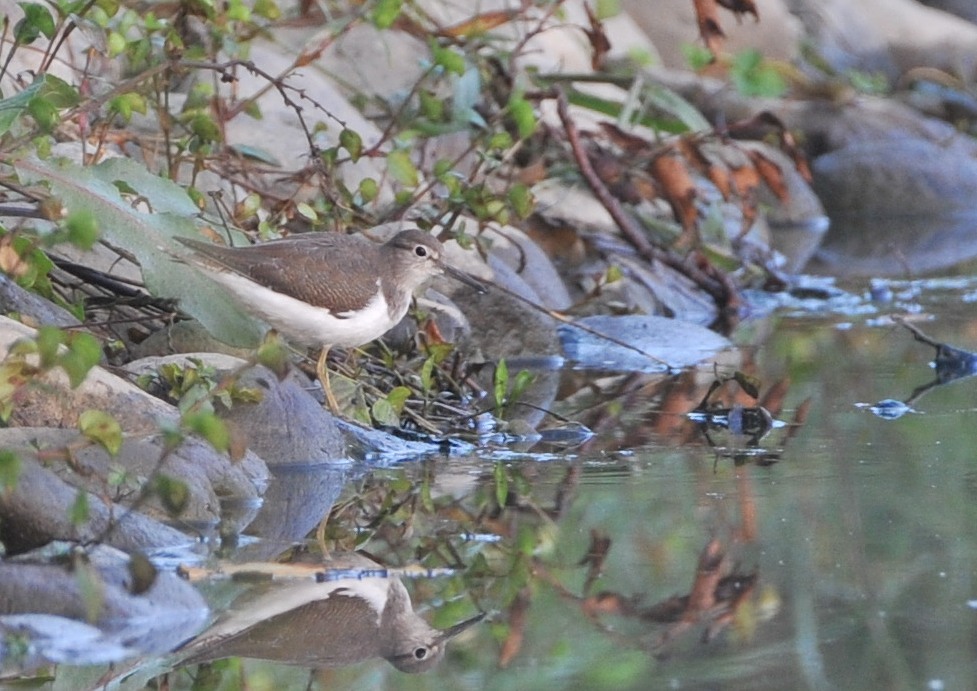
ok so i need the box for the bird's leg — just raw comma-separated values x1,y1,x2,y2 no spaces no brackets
316,346,341,414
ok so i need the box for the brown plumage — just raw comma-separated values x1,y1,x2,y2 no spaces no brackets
175,228,482,348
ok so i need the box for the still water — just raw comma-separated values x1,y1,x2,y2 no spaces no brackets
51,277,977,690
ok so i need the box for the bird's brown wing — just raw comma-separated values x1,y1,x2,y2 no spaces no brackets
176,234,385,314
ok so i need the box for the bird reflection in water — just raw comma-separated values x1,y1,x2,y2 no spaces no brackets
175,552,484,673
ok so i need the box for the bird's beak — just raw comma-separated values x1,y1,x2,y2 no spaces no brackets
443,263,487,294
433,611,486,644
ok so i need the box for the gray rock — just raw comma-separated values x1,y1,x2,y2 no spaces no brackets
126,354,347,466
560,315,733,372
811,138,977,275
0,428,266,536
0,274,81,328
0,452,194,553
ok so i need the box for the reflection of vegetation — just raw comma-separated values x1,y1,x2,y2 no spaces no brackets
287,445,776,681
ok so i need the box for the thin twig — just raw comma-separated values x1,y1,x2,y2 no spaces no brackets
554,88,737,310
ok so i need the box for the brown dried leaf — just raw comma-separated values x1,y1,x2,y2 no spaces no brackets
728,162,761,199
678,138,733,200
692,0,725,59
590,149,654,205
781,129,812,181
649,151,699,232
641,594,689,623
294,29,332,67
598,122,650,156
438,10,521,38
747,149,789,202
758,376,790,415
583,3,612,71
0,236,28,278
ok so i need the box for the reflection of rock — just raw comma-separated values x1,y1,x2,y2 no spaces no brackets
243,463,349,547
177,553,483,673
0,545,208,672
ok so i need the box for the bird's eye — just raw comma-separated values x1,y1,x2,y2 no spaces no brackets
413,647,429,660
414,245,428,258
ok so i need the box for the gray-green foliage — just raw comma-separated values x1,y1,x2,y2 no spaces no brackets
14,156,263,346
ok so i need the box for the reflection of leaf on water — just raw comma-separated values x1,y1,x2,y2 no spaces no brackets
642,539,757,650
535,538,759,656
578,529,612,596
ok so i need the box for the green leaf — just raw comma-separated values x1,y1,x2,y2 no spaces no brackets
507,95,536,139
27,96,58,132
595,0,619,19
38,74,80,109
78,409,122,456
339,128,363,162
127,551,158,595
13,157,263,347
370,0,402,28
371,397,399,427
0,450,22,491
295,202,317,222
253,0,280,19
511,369,534,402
64,209,100,249
255,331,289,376
15,3,56,43
452,67,483,126
733,371,761,399
730,49,786,98
59,332,102,388
69,488,90,525
154,473,190,515
358,177,378,203
107,92,147,122
106,30,126,57
189,113,220,142
386,386,411,414
420,355,436,392
387,149,419,188
419,90,444,121
507,183,534,219
493,461,508,507
184,410,230,452
432,43,466,76
35,325,63,368
74,557,104,624
682,42,714,70
493,358,509,408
